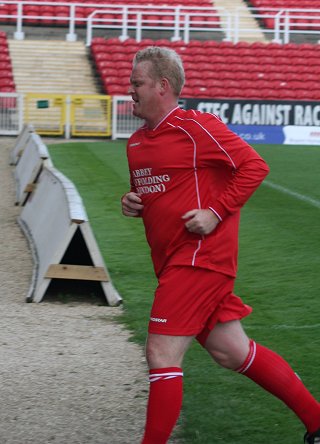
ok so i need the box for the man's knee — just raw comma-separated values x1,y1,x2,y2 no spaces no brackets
145,336,168,368
145,334,193,369
206,347,245,370
204,321,250,370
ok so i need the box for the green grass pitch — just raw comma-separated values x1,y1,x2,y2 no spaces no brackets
48,140,320,444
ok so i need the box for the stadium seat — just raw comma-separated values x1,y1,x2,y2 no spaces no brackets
0,32,15,93
205,78,226,89
92,38,319,100
0,86,15,94
259,88,279,99
223,88,250,99
0,70,13,79
0,0,215,28
0,53,11,63
100,67,118,78
40,6,56,25
0,4,10,23
0,60,11,70
192,86,210,97
181,86,194,97
187,78,204,88
277,89,298,100
154,39,172,46
74,7,87,26
105,84,126,95
0,78,15,88
249,0,320,30
298,87,318,100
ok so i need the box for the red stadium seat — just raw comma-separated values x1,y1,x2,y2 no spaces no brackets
192,86,210,97
202,40,220,49
288,80,309,90
0,4,9,23
309,90,320,100
219,88,245,99
1,82,14,90
136,39,155,47
118,68,132,80
251,0,320,29
188,78,205,87
277,89,298,100
91,39,319,102
206,78,226,89
183,62,200,74
0,78,15,88
100,67,118,77
0,54,10,63
75,8,87,26
40,6,56,25
181,86,194,97
91,37,111,47
105,84,126,95
0,61,11,70
259,89,280,99
0,70,13,79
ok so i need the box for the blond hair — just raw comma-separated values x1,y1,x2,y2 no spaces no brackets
133,46,185,96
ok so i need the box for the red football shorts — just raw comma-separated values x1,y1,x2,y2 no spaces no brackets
149,266,252,347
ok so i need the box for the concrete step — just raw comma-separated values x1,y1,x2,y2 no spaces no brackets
214,0,267,42
8,39,98,95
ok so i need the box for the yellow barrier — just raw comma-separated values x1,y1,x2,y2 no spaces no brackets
25,93,66,136
24,93,112,138
70,94,112,137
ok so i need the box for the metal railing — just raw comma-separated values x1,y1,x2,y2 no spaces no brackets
0,2,227,42
233,7,320,44
276,8,320,43
0,2,319,43
0,92,112,137
86,6,229,45
0,92,23,135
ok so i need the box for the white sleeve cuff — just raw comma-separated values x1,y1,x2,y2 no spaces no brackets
208,207,222,222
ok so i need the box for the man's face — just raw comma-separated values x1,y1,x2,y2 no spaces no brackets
129,61,161,121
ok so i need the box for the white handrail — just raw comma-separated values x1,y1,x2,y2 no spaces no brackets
0,2,319,44
66,3,77,42
86,6,226,45
274,10,284,43
234,6,320,44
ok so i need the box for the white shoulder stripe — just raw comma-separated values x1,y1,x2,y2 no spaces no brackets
173,115,237,169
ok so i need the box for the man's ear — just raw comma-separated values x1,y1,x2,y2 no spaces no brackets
159,78,170,95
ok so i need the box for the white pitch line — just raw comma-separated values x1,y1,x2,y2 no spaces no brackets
263,180,320,209
246,324,320,330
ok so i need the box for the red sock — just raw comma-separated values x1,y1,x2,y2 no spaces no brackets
236,340,320,433
141,367,183,444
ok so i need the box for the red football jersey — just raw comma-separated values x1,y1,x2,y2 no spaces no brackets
126,106,269,278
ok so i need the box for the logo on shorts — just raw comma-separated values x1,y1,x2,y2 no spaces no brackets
150,317,167,323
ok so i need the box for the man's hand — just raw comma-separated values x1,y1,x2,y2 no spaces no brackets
121,192,144,217
182,209,220,235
